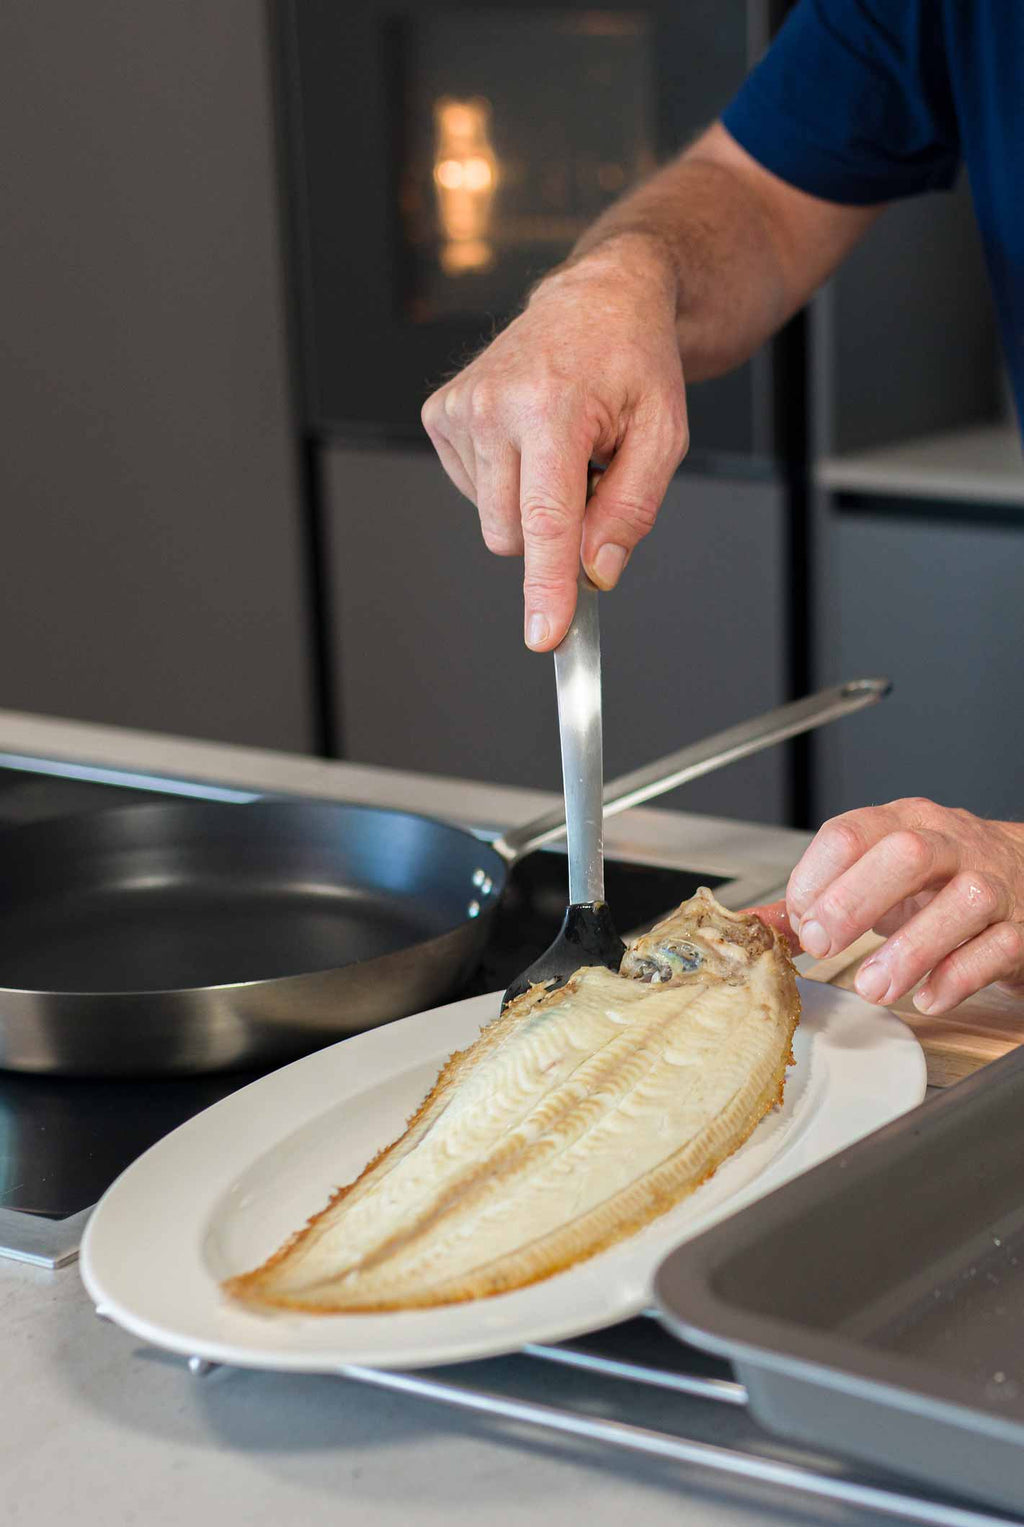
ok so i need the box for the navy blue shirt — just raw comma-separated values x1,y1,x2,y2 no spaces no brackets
721,0,1024,431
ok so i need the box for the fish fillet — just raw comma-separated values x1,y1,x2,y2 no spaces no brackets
225,888,799,1313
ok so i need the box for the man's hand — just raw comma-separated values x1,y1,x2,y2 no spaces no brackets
421,236,689,651
421,122,880,650
777,799,1024,1013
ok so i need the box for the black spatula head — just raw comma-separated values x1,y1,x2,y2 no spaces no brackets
500,900,626,1010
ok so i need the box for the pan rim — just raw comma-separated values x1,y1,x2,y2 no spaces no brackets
0,790,507,841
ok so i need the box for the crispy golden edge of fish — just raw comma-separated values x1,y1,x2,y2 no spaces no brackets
386,1021,797,1311
222,976,573,1303
224,906,799,1312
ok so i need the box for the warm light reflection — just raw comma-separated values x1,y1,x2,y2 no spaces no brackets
436,155,495,192
441,239,493,275
432,96,498,273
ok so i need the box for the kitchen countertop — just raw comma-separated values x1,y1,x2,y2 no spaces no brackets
816,421,1024,507
0,709,911,1527
1,1260,894,1527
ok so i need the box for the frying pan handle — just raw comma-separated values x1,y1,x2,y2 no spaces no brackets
492,677,891,864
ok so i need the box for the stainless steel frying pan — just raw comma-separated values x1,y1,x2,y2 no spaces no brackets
0,679,887,1076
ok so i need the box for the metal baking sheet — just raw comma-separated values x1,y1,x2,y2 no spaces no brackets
654,1044,1024,1516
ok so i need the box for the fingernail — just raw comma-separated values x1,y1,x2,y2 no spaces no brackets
799,920,830,959
590,544,627,590
855,958,889,1004
914,986,934,1014
526,613,549,649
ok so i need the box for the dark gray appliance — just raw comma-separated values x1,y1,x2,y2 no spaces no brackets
654,1044,1024,1516
276,0,788,462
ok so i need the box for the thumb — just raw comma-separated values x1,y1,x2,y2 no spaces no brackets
580,411,687,590
746,900,802,955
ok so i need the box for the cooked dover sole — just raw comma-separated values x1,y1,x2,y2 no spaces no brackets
225,888,800,1313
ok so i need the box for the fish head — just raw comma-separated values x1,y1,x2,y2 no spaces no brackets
620,886,775,986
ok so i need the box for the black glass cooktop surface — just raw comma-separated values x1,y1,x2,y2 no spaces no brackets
0,761,721,1220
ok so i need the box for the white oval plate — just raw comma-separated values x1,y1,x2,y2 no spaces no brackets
81,980,925,1371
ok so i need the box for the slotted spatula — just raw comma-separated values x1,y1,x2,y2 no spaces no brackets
501,549,624,1010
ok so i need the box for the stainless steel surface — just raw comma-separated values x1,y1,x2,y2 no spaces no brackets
500,562,624,1008
0,798,499,1078
494,678,890,863
520,1340,748,1404
337,1364,1017,1527
0,1206,91,1268
554,570,605,906
654,1044,1024,1517
583,678,891,824
166,1297,1022,1526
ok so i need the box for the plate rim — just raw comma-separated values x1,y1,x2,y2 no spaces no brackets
80,980,926,1370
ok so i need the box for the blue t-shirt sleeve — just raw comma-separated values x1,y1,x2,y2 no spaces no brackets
721,0,960,205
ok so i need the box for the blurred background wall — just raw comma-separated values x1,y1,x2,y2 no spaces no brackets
0,4,315,751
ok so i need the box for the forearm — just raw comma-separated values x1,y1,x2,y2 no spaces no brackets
566,155,788,380
539,124,879,381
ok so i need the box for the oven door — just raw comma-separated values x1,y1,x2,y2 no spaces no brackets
276,0,775,457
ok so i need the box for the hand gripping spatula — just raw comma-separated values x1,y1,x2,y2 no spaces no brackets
501,557,625,1009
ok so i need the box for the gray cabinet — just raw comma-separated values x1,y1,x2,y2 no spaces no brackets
809,167,1022,825
814,175,1000,460
0,4,314,751
815,501,1024,822
324,445,789,824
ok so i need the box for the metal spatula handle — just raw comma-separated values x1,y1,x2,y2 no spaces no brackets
494,677,891,864
555,570,604,905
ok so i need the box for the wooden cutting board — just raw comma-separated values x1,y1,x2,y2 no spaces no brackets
803,932,1024,1088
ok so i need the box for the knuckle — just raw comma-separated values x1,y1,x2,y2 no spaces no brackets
887,948,918,991
936,955,971,1000
898,796,944,830
951,871,999,921
666,405,690,458
521,498,574,544
818,815,865,861
522,574,568,607
992,921,1023,966
523,561,567,592
468,382,500,427
888,828,933,876
787,881,811,917
608,489,661,537
637,394,689,463
421,392,445,436
481,524,519,556
443,386,464,421
815,888,857,937
895,795,933,813
651,398,688,449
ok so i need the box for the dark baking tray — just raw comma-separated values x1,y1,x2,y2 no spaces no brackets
654,1044,1024,1516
